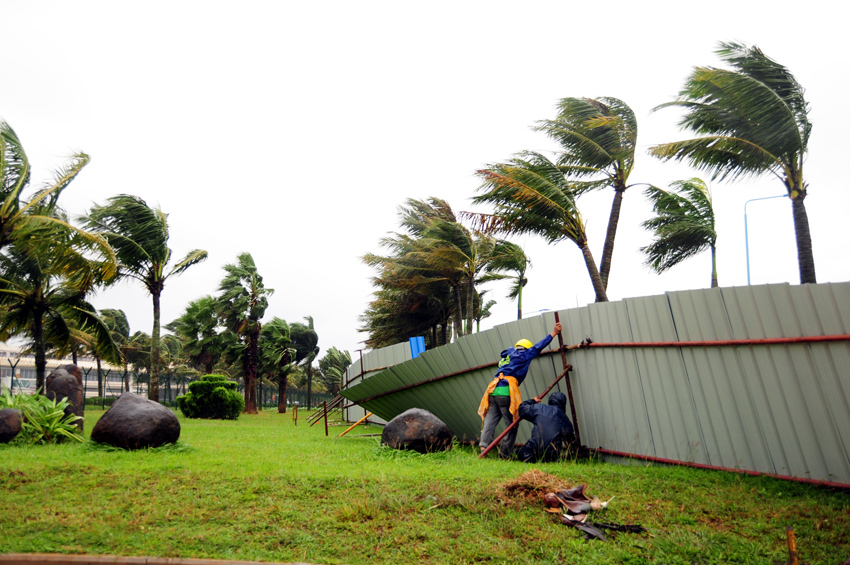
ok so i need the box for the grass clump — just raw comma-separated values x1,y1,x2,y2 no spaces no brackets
1,408,848,564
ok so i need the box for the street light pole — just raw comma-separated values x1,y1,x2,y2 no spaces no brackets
744,194,788,285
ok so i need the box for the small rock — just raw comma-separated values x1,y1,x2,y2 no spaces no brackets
0,408,22,443
381,408,452,453
91,393,180,449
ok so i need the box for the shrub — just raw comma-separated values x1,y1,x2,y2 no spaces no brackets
84,396,117,407
177,375,244,420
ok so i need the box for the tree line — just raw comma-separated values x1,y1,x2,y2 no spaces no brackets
360,42,816,348
0,126,351,413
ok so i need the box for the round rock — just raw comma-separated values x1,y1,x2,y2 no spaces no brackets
0,408,22,443
381,408,452,453
46,371,85,431
91,392,180,449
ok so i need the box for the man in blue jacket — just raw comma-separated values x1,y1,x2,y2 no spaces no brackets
517,391,575,463
478,321,561,458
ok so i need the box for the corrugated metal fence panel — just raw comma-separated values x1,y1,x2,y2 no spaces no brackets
563,302,655,457
718,283,850,482
341,282,850,485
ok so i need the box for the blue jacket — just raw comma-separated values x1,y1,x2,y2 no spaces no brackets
493,333,553,387
517,392,574,463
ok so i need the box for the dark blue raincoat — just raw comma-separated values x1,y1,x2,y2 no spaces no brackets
517,391,574,463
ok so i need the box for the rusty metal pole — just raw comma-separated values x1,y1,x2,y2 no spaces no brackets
323,401,329,436
554,312,581,447
786,527,799,565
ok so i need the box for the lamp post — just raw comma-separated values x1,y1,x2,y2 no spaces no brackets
744,194,787,285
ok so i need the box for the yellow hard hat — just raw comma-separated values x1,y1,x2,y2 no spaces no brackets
515,339,533,349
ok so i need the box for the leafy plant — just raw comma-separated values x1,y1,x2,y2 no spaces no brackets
176,374,244,420
1,388,84,443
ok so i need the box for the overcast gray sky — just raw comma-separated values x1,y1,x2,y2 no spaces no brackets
2,1,847,358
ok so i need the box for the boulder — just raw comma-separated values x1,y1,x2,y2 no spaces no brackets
46,368,85,431
91,392,180,450
0,408,22,443
57,364,83,386
381,408,452,453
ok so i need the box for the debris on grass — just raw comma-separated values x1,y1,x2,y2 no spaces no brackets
499,469,646,542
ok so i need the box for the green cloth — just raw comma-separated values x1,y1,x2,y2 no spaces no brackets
490,385,511,396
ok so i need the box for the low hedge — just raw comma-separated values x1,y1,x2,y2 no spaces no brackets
176,375,243,420
84,397,116,407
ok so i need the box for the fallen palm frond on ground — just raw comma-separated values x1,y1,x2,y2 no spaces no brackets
1,409,848,564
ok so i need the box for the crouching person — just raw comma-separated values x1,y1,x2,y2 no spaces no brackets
517,391,575,463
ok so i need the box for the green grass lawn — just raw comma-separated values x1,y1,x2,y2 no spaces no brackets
1,408,848,564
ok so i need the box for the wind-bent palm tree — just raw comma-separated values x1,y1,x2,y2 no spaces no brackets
81,195,208,402
535,97,638,289
0,241,119,390
641,178,719,288
485,241,530,319
217,252,272,413
472,151,608,302
167,295,227,374
318,347,351,395
0,121,105,253
259,317,295,413
100,309,131,391
649,41,816,284
290,316,319,408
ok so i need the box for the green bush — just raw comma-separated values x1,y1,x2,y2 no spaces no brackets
176,375,244,420
84,396,116,407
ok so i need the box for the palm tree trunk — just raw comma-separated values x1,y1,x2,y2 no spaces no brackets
278,375,287,413
96,357,103,397
33,311,47,391
517,284,523,320
306,364,313,409
710,244,718,288
791,196,817,284
466,277,475,336
452,284,463,341
598,187,625,290
149,288,161,402
244,328,259,413
578,241,609,302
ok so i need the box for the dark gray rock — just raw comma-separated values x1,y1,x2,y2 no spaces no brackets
381,408,452,453
46,368,85,431
91,392,180,450
57,364,83,386
0,408,22,443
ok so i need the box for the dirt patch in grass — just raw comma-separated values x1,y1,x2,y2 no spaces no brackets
498,469,569,506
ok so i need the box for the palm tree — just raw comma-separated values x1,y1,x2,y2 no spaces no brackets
81,195,208,402
100,309,131,391
535,97,638,289
485,241,530,319
290,316,319,408
641,178,719,287
472,151,608,302
167,295,227,374
366,198,505,341
0,241,119,390
259,317,295,413
217,252,273,413
0,121,104,253
649,41,816,284
317,347,351,395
